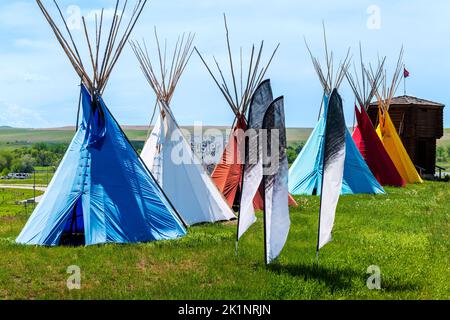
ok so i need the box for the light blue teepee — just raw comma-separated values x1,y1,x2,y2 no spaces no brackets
16,86,186,246
288,96,385,196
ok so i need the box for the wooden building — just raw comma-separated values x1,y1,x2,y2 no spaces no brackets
368,95,445,175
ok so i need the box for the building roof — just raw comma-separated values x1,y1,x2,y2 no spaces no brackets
369,95,445,108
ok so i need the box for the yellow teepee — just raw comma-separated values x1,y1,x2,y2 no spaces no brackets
369,48,423,184
376,108,423,184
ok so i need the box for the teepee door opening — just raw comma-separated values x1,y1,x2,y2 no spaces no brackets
60,197,85,246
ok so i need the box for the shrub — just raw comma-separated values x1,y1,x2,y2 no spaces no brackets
287,142,305,165
0,168,10,177
0,151,13,172
436,146,447,162
10,155,35,173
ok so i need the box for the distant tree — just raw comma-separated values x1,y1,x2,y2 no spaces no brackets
287,142,305,165
0,143,68,174
33,142,48,151
34,150,58,167
447,145,450,158
49,143,68,155
294,142,305,155
0,156,7,172
26,143,67,167
131,141,145,153
0,151,13,172
287,148,297,165
436,146,447,162
11,155,35,173
1,168,10,177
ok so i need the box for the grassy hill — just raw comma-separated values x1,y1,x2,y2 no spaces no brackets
1,126,447,146
1,126,448,172
0,127,145,149
0,126,315,149
0,127,74,149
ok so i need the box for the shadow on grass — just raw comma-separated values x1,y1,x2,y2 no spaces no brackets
382,278,422,293
268,263,360,291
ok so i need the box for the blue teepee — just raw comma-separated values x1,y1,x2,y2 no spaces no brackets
16,86,187,246
17,1,186,246
288,95,385,196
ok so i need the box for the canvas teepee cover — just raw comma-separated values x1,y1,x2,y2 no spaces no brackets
17,87,186,245
346,51,405,187
288,106,386,196
370,49,423,184
210,116,265,209
131,33,236,226
377,108,423,184
17,1,186,246
352,106,405,186
289,38,385,197
196,15,297,209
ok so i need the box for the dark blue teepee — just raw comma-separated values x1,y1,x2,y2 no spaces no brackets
17,86,186,246
17,0,186,246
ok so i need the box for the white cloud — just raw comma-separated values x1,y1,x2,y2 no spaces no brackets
0,100,49,128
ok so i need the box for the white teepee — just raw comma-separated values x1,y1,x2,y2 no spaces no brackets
131,32,236,226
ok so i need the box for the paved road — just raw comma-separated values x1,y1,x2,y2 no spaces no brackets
0,184,47,203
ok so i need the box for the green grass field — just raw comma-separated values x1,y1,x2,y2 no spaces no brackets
0,126,314,148
0,188,40,217
0,182,448,300
0,171,54,186
0,126,449,300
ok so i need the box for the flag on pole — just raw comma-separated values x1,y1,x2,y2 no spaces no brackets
317,89,346,251
238,80,291,264
262,97,290,264
403,68,410,78
238,80,273,240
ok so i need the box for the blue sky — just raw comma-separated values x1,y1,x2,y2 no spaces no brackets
0,0,449,128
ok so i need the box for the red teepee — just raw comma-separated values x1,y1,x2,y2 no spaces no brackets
352,105,405,187
212,117,263,209
212,117,297,210
198,17,297,210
